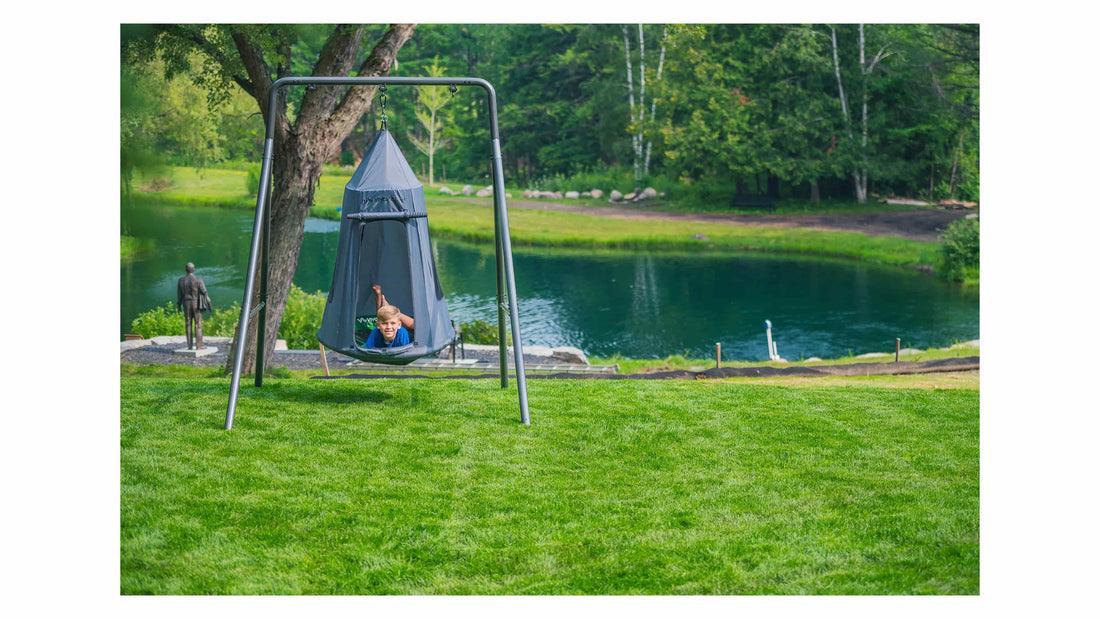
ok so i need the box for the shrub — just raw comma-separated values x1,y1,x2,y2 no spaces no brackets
279,286,327,350
129,301,240,339
130,285,326,348
459,319,511,345
529,167,668,196
939,217,980,284
130,302,185,339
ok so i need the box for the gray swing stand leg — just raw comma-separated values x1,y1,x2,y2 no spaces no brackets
225,76,530,429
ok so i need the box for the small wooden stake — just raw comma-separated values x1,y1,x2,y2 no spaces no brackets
319,342,330,377
896,338,901,362
716,343,722,369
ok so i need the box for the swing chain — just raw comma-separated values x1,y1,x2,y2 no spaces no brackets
378,84,388,131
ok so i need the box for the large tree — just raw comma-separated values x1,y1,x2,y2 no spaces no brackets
124,24,416,375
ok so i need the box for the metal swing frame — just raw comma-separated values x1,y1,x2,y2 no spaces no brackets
224,76,530,429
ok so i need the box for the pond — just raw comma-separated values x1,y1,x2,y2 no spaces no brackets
121,202,979,361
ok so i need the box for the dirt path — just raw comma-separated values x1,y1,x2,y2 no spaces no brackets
499,199,974,242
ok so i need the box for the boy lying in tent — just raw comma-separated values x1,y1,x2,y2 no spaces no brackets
361,283,415,348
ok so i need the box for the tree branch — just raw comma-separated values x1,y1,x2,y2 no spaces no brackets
230,28,285,134
326,24,417,152
164,25,257,98
296,25,367,136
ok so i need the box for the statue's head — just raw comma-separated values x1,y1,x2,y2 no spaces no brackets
186,262,195,273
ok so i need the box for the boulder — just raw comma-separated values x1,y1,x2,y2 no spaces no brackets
590,189,604,199
522,189,536,198
581,191,592,198
476,188,493,197
551,346,589,365
609,190,623,202
623,192,636,201
439,186,455,195
120,339,153,352
632,187,658,202
461,184,473,196
565,190,580,199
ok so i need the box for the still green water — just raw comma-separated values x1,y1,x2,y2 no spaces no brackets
121,202,978,361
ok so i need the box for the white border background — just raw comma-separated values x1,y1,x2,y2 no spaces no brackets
5,1,1097,617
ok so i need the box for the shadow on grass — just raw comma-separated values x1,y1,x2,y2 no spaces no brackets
239,382,393,405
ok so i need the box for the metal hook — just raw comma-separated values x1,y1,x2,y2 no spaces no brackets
449,84,458,97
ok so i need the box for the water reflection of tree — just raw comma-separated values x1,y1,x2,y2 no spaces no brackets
631,254,660,321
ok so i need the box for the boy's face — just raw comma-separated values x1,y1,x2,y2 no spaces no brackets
379,316,402,343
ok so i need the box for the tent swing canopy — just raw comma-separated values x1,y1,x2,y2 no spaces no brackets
317,129,455,364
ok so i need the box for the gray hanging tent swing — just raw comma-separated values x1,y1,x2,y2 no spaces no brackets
317,129,455,364
225,76,529,431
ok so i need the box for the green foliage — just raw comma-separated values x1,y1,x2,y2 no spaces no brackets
530,166,650,194
280,286,327,350
129,302,240,340
459,319,511,345
129,302,185,338
121,23,980,207
245,164,261,197
129,285,326,347
938,217,980,284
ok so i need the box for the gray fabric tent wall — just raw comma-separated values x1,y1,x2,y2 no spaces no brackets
317,130,455,364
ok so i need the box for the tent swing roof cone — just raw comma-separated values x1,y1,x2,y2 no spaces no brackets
316,129,454,365
223,76,530,429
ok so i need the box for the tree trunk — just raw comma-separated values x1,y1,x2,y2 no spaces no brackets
623,26,640,182
644,27,667,177
949,132,963,199
226,23,416,377
428,108,435,185
809,179,821,204
637,24,646,182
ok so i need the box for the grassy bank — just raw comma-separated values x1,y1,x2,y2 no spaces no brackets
593,344,981,374
129,167,940,269
121,376,978,594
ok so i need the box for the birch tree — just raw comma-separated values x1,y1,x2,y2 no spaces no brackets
644,27,667,176
622,25,641,182
406,58,453,185
624,24,667,183
830,24,892,203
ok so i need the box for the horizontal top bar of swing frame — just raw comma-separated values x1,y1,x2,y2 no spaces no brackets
345,211,428,222
266,76,498,139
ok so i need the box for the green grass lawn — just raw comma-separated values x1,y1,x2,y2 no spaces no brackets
121,376,978,594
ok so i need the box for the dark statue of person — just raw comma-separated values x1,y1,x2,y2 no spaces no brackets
177,263,213,349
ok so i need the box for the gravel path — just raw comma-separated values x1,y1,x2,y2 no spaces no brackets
121,338,561,371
